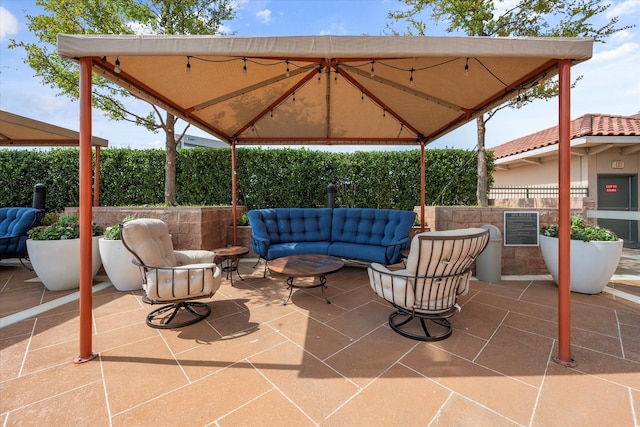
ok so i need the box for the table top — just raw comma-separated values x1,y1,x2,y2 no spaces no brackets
213,246,250,257
268,254,344,277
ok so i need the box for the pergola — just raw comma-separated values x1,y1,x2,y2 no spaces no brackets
0,110,108,206
57,34,593,366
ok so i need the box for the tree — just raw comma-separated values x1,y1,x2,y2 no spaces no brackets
388,0,632,206
9,0,234,205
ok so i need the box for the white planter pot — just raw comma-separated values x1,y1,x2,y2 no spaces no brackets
26,236,103,291
99,238,143,291
539,235,623,294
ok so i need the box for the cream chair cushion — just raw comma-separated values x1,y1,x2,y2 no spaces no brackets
122,218,221,302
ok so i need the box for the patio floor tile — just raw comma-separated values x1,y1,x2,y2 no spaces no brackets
1,253,638,426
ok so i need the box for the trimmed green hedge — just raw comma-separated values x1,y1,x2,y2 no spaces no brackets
0,147,494,211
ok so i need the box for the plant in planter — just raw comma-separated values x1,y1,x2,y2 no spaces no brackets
539,215,623,294
237,212,250,226
99,217,143,291
26,215,104,291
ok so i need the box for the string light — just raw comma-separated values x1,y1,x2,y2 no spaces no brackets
114,57,121,74
285,60,290,77
334,68,339,85
516,95,523,109
370,61,375,78
317,68,322,82
409,68,414,86
270,109,274,119
382,108,386,118
242,57,247,76
186,56,191,74
101,56,107,64
361,91,365,102
464,58,469,76
292,92,296,102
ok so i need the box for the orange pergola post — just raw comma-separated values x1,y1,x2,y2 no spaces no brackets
231,139,238,245
420,141,426,231
93,145,100,207
75,57,97,364
554,59,575,367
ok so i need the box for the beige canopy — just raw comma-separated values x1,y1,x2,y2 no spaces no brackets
0,110,108,147
57,35,593,147
57,35,592,366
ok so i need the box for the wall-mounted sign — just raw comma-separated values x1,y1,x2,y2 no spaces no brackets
504,211,539,246
605,184,618,193
611,160,625,169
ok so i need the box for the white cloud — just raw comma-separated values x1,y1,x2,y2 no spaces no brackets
610,28,635,43
319,23,348,36
0,7,18,42
606,0,640,19
591,42,639,62
256,9,271,24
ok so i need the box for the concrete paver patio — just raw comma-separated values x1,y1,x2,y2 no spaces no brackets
1,252,639,426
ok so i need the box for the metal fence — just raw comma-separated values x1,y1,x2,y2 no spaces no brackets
488,186,589,199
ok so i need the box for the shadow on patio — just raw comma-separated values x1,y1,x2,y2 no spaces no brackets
1,251,639,426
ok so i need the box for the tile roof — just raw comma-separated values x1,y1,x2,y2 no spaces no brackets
490,113,640,159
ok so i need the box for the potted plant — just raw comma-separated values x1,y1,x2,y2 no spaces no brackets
26,214,104,291
99,217,143,291
539,215,623,294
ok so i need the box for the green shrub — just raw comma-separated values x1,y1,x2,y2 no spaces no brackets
27,215,103,240
541,215,618,242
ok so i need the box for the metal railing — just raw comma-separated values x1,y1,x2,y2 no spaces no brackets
488,186,589,199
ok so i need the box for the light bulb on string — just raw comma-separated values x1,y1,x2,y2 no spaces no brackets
409,68,414,87
242,57,247,76
285,60,290,77
114,57,121,73
516,95,523,109
464,58,469,76
361,91,365,103
186,57,191,74
370,61,375,78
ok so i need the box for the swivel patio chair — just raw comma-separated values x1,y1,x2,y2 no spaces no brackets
0,207,44,270
120,218,222,329
368,228,489,341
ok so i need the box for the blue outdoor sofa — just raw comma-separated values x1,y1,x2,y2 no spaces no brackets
248,208,416,273
0,207,44,268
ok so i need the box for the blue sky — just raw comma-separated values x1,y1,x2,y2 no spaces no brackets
1,0,639,151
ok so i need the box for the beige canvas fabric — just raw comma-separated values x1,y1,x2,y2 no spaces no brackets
56,35,593,147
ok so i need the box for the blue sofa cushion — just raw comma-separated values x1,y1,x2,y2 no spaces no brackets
328,242,390,265
249,208,332,245
331,208,415,246
268,241,331,259
0,207,43,259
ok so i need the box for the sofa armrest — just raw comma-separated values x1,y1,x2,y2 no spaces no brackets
383,237,411,264
250,234,270,258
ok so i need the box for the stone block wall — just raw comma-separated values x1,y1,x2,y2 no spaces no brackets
66,206,246,251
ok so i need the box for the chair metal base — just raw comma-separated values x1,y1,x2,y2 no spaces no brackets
146,301,211,329
388,309,455,342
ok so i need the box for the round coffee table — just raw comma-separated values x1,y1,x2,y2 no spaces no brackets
268,254,344,305
213,246,250,286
